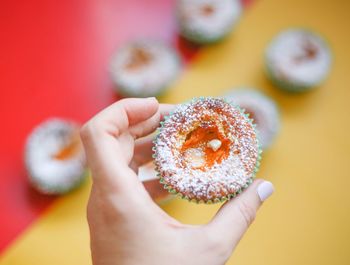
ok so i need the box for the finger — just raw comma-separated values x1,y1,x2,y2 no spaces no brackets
90,97,159,138
81,97,159,167
130,133,156,172
129,104,174,139
205,180,274,249
81,129,136,189
80,98,158,187
130,104,175,170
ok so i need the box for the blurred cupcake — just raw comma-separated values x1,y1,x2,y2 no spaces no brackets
25,118,87,195
265,29,332,92
153,97,261,203
225,89,280,149
110,39,181,97
176,0,242,44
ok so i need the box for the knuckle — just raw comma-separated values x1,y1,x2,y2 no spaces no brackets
80,119,101,141
80,122,93,140
237,200,256,227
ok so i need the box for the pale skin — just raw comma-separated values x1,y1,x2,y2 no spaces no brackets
81,97,273,265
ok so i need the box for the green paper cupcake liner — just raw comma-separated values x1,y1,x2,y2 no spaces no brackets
179,28,233,45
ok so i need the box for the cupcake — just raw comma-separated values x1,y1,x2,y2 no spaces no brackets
138,162,173,204
153,97,261,203
25,118,87,195
265,29,332,92
176,0,242,44
110,39,181,97
225,89,280,149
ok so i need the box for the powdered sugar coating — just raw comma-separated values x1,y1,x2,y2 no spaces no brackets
110,40,180,97
154,98,260,202
225,89,280,149
266,29,331,90
177,0,242,44
25,118,86,194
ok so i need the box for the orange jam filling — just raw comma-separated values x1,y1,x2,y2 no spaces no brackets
54,136,81,160
294,40,318,63
180,124,231,170
125,47,153,71
200,4,215,16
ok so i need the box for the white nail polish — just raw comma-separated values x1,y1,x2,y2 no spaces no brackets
257,181,274,201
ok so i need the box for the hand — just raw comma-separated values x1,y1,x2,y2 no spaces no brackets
80,97,274,265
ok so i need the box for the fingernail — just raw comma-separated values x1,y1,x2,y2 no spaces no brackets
257,181,274,201
147,97,157,101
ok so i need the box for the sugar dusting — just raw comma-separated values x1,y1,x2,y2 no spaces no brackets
154,98,259,202
25,119,86,194
266,29,331,87
177,0,241,42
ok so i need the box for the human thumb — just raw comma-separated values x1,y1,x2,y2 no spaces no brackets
206,179,274,250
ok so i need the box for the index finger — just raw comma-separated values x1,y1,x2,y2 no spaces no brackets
80,98,173,191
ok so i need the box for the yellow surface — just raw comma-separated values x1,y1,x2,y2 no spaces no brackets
1,0,350,264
